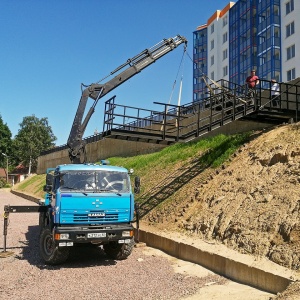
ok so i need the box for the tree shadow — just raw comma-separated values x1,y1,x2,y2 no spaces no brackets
18,225,117,269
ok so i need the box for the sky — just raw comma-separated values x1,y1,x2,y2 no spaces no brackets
0,0,230,146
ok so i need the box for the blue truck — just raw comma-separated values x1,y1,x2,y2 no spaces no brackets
2,35,187,264
39,163,139,264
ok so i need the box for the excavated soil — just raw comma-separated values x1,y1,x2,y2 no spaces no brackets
141,122,300,299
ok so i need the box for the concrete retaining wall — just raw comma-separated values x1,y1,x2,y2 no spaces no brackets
37,118,277,174
37,139,166,174
135,229,294,294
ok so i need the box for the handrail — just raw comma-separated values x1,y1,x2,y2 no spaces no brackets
41,77,300,156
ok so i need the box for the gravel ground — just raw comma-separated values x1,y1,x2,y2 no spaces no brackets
0,191,228,300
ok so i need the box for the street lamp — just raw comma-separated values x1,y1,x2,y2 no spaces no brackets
1,153,9,183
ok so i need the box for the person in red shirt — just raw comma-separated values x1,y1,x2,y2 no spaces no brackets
245,70,259,102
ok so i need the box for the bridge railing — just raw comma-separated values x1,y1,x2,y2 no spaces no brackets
42,78,300,155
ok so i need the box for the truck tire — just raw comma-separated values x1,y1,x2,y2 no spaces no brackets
103,238,134,260
39,228,69,265
38,213,43,228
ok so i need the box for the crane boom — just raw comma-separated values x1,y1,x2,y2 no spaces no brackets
67,35,187,163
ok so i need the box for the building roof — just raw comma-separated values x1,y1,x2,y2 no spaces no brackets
195,2,235,30
196,24,207,31
207,2,235,26
11,163,29,174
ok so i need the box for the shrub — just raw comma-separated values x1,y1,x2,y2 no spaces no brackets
0,178,6,188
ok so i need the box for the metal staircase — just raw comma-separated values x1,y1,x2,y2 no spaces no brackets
102,78,300,144
41,78,300,156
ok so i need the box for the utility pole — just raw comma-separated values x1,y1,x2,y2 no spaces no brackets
28,156,32,176
1,153,9,183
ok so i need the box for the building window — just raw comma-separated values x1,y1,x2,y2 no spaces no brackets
223,66,228,77
211,55,214,66
286,21,295,37
211,24,214,34
223,49,228,60
211,39,214,50
286,0,294,15
196,62,200,69
211,71,214,80
287,68,296,81
287,44,295,60
259,14,266,23
260,36,266,43
223,15,228,27
223,32,228,44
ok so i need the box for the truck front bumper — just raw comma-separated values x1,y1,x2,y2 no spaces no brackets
53,223,134,245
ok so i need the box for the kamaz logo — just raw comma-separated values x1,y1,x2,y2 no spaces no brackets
88,213,105,217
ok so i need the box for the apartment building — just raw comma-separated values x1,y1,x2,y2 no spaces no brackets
193,0,299,102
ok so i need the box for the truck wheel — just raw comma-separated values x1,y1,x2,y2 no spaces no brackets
39,228,69,265
103,238,134,260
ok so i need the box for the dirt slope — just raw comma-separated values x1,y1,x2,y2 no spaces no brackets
141,122,300,299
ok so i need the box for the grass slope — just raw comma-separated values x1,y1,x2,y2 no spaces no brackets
14,133,250,205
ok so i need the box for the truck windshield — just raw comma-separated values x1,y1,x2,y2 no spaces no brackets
60,170,130,193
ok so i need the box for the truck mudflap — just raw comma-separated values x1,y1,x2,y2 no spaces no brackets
53,223,134,246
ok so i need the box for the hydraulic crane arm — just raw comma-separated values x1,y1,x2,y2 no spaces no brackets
67,35,187,163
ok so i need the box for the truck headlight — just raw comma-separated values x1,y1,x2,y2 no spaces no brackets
55,233,70,240
122,231,133,237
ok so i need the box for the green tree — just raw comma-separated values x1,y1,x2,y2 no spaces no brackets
13,115,57,171
0,114,13,170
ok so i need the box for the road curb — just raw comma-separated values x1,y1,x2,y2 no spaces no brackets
10,190,41,204
134,228,295,294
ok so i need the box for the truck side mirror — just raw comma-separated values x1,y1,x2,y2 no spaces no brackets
43,185,52,192
45,173,54,186
134,176,140,194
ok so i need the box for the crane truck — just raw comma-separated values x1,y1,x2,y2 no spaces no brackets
3,35,187,264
